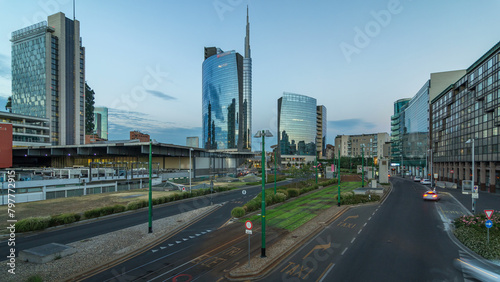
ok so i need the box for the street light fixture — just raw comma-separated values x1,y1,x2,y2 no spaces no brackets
466,138,475,213
361,144,365,187
254,129,273,258
148,139,158,233
189,148,194,193
427,149,433,187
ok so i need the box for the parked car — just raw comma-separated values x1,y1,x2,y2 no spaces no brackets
420,179,431,185
414,176,421,182
423,190,440,201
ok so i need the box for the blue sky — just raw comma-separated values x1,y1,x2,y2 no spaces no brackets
1,0,500,150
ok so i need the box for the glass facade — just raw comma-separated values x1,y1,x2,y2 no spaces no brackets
202,49,243,150
391,98,410,163
278,93,317,156
401,81,430,168
94,107,108,140
11,21,48,118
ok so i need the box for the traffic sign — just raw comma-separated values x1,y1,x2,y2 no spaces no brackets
242,190,247,195
486,220,493,229
245,229,252,234
450,170,454,174
245,220,253,230
485,210,494,220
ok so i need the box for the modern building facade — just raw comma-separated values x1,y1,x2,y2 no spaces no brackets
316,105,327,158
11,12,85,146
202,9,252,152
335,133,390,161
431,41,500,193
0,111,51,147
391,98,410,165
93,107,108,140
277,92,317,164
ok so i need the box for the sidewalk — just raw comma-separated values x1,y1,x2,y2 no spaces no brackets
434,184,500,215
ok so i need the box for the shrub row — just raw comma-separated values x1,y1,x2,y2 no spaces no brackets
16,212,82,232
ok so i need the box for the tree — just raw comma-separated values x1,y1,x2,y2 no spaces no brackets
85,82,95,135
5,96,12,112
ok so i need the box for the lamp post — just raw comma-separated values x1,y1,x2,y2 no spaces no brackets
361,144,365,187
189,148,194,193
427,149,433,187
315,156,318,184
148,140,158,233
338,148,341,206
254,130,273,258
466,138,475,213
274,150,277,195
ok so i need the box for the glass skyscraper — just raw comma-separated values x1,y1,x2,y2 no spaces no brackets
202,48,243,150
11,12,85,145
278,93,317,158
202,8,252,151
93,107,108,140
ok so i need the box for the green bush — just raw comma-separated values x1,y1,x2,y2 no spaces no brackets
50,213,80,226
127,201,140,210
15,217,51,232
112,204,126,213
99,206,115,216
138,199,148,208
244,199,261,213
231,207,245,218
276,189,288,198
273,192,287,203
287,188,300,197
26,275,43,282
83,208,102,219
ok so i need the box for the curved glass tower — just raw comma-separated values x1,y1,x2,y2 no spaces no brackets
202,49,243,150
278,92,317,156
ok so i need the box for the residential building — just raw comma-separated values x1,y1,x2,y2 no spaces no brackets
93,107,108,140
11,12,85,145
130,130,150,142
316,105,327,158
334,133,390,161
202,8,252,151
431,40,500,193
277,92,317,165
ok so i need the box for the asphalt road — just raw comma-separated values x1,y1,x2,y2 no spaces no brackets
260,176,468,281
0,179,296,259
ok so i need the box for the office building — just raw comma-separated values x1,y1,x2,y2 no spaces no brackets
391,98,410,166
0,111,51,147
335,133,390,161
93,107,108,140
316,105,327,158
277,92,317,164
202,9,252,152
431,41,500,193
11,12,85,146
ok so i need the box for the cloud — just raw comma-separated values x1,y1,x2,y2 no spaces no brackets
146,90,176,101
328,118,378,138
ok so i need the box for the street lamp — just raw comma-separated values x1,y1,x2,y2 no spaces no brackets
466,138,475,213
189,148,194,193
274,150,277,195
361,144,365,187
148,139,158,233
427,149,433,187
254,129,273,258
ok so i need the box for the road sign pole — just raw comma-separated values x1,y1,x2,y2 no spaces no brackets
248,234,251,267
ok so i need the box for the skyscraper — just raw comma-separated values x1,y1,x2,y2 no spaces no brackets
242,6,252,151
11,12,85,145
93,107,108,140
202,7,252,151
278,92,317,164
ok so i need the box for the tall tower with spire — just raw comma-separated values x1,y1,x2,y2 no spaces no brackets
240,6,252,151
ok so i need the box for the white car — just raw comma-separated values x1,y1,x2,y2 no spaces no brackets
420,179,431,185
414,176,421,182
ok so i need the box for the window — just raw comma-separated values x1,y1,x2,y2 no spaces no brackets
488,58,493,69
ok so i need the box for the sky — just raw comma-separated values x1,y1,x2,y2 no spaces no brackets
1,0,500,150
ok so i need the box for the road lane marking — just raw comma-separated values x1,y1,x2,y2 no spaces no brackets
368,216,372,221
302,242,331,260
341,248,348,255
351,238,356,243
317,263,335,282
363,223,367,227
358,229,362,234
